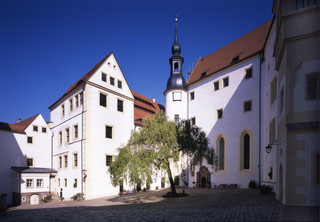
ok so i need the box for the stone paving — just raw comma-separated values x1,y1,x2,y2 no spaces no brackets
1,188,319,221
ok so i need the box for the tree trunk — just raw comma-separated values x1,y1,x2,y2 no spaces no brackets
166,160,176,195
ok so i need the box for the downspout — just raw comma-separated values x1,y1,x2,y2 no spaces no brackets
258,52,263,187
81,85,86,195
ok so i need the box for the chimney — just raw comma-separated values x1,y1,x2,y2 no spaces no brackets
17,118,22,123
152,98,156,103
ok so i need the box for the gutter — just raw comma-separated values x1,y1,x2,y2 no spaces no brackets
258,52,264,187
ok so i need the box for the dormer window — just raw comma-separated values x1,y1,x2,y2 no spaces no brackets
201,72,207,78
231,56,239,64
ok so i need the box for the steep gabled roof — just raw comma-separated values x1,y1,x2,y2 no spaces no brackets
187,19,273,86
49,52,113,109
0,114,40,134
131,90,164,126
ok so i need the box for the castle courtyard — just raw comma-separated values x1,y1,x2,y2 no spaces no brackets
3,188,318,222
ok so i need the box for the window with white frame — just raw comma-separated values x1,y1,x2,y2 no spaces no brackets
105,126,113,139
110,77,115,86
42,127,47,133
61,104,65,117
33,125,38,132
26,179,33,188
217,109,223,119
214,81,219,91
59,156,62,168
65,128,70,144
69,98,73,111
174,114,179,122
73,153,78,167
118,80,122,89
27,158,33,167
223,77,229,87
117,99,123,112
74,125,78,139
75,94,79,108
79,92,83,105
59,131,62,146
64,155,68,168
36,179,43,188
100,93,107,107
102,73,107,82
217,137,225,171
172,92,182,101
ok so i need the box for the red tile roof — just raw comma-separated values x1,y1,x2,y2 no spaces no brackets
131,90,164,126
0,114,40,134
187,19,273,86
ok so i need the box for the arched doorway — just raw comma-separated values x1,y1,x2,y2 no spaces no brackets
196,166,210,188
30,194,39,205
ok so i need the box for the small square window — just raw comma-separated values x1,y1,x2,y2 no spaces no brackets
110,77,115,86
174,114,180,122
245,68,253,79
118,80,122,89
223,77,229,87
106,155,113,166
244,101,252,112
105,126,113,139
26,179,33,188
27,136,33,144
214,81,219,91
100,93,107,107
190,92,195,100
27,158,33,167
217,109,223,119
102,73,107,82
191,117,196,125
42,127,47,133
33,126,38,132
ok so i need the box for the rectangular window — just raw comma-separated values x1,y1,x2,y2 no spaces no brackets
106,155,113,166
73,153,78,167
223,77,229,87
80,92,83,105
61,104,65,117
306,73,319,100
190,92,195,100
33,125,38,132
244,100,252,112
36,179,43,188
245,67,253,79
69,98,73,111
191,117,196,126
65,128,70,144
105,126,113,139
270,76,277,104
26,179,33,188
58,179,60,187
214,81,219,91
172,92,182,101
75,95,79,108
269,118,276,144
64,179,67,187
174,114,180,122
59,156,62,168
27,136,33,144
110,77,115,86
74,179,78,188
100,93,107,107
217,109,223,119
59,131,62,146
64,155,68,168
102,73,107,82
279,88,284,114
117,99,123,112
74,125,78,139
118,80,122,89
27,158,33,167
42,127,47,133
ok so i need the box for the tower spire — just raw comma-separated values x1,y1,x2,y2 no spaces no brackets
172,16,181,56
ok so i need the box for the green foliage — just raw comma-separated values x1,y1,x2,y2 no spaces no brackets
248,180,257,189
41,195,52,204
71,193,84,201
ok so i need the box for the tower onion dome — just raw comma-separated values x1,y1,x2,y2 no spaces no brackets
171,17,181,56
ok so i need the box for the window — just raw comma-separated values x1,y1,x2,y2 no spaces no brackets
110,77,115,86
218,137,225,170
65,128,70,144
100,93,107,107
58,179,60,187
26,179,33,188
69,98,73,111
240,133,251,170
64,179,67,187
105,126,113,139
74,179,78,188
174,114,179,122
27,158,33,167
172,92,182,101
36,179,43,188
75,95,79,108
117,99,123,112
59,131,62,146
270,76,277,104
217,109,223,119
73,153,78,167
223,77,229,87
174,62,179,71
191,117,196,126
245,67,253,79
201,72,207,78
306,73,319,100
74,125,78,139
64,155,68,168
27,136,33,144
102,73,107,82
59,156,62,168
296,0,317,9
42,127,47,133
106,155,113,166
279,88,284,114
214,81,219,91
118,80,122,89
33,125,38,132
190,92,195,100
244,100,252,112
231,56,239,63
269,118,276,145
80,92,83,105
61,104,65,117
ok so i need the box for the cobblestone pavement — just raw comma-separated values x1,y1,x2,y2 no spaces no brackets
1,188,319,222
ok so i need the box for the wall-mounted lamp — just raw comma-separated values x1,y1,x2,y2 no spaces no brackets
265,143,281,154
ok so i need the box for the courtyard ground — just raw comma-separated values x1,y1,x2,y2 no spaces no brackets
1,188,319,221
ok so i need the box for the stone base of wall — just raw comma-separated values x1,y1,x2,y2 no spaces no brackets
13,192,50,206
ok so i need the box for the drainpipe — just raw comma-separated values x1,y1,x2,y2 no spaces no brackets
258,52,263,187
81,85,86,195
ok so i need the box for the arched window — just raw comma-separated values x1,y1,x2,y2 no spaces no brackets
218,137,225,170
174,62,179,71
243,134,250,169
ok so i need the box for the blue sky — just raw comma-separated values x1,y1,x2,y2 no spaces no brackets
0,0,273,123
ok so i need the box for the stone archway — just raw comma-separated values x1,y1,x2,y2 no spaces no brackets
196,166,211,188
